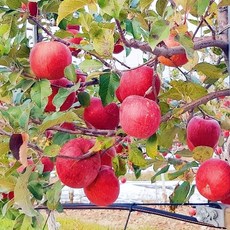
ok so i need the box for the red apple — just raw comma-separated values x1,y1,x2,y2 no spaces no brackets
41,157,54,173
175,153,182,159
158,34,188,67
60,122,75,131
100,147,116,167
45,78,76,112
2,191,14,200
221,195,230,204
76,69,87,83
113,39,124,54
188,208,196,216
120,95,161,139
116,66,161,102
84,165,120,206
161,152,168,157
120,177,127,183
67,24,80,31
195,158,230,201
215,146,223,155
56,138,101,188
29,41,72,80
28,2,38,17
187,116,221,151
83,97,119,130
223,130,230,138
67,37,83,56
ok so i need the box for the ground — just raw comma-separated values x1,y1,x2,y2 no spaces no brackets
55,206,217,230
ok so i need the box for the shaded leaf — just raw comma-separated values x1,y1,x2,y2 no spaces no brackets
151,164,170,183
113,156,127,177
79,59,103,72
78,91,91,107
156,0,168,16
169,181,190,204
28,181,43,200
146,134,159,159
64,64,76,82
99,72,120,106
128,144,148,167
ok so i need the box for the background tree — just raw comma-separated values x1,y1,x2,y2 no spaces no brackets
0,0,230,229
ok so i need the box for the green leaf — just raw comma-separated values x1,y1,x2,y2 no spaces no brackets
193,62,228,79
146,134,159,159
46,181,63,210
28,181,43,200
140,0,153,10
14,167,37,217
13,214,25,230
175,33,194,59
98,0,126,18
79,59,103,72
0,142,10,155
0,176,16,193
57,0,92,24
151,164,170,183
52,132,76,146
44,144,61,157
197,0,210,16
113,156,127,177
30,80,52,110
38,111,79,133
149,19,171,50
52,84,79,110
99,72,120,106
5,0,21,9
128,144,148,167
168,161,198,180
78,91,90,108
185,184,195,202
64,64,76,82
192,146,213,163
156,0,168,16
169,181,190,204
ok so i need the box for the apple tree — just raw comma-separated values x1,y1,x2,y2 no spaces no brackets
0,0,230,229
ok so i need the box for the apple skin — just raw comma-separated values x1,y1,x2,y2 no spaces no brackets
120,177,127,184
120,95,161,139
45,78,76,112
67,24,80,31
100,147,116,167
186,116,221,151
195,158,230,201
188,208,196,216
83,97,119,130
158,35,188,67
56,138,101,188
29,41,72,80
84,165,120,206
21,2,38,17
116,66,161,102
2,191,14,200
67,37,83,56
60,122,75,131
221,195,230,204
113,39,124,54
223,130,230,138
41,157,54,173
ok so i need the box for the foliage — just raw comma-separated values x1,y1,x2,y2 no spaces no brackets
0,0,230,229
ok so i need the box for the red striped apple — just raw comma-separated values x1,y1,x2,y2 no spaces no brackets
187,116,221,151
195,158,230,201
83,97,119,130
100,147,116,167
56,138,101,188
84,165,120,206
120,95,161,139
116,66,161,102
30,41,72,80
41,157,54,173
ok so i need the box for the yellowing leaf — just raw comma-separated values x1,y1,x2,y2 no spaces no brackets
19,133,29,168
14,167,37,217
192,146,213,163
57,0,93,24
0,176,16,193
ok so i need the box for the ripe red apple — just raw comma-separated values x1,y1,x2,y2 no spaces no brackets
45,78,76,112
67,24,80,31
41,157,54,173
188,208,196,216
21,2,38,17
120,95,161,139
60,122,75,131
84,165,120,206
76,69,86,83
120,177,127,184
100,147,116,167
158,34,188,67
223,130,230,138
113,39,124,54
83,97,119,130
186,116,221,151
116,66,161,102
195,158,230,201
29,41,72,80
215,146,223,155
221,195,230,204
56,138,101,188
67,37,83,56
175,153,182,159
2,191,14,200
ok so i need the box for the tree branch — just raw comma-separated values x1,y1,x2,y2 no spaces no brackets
161,89,230,122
